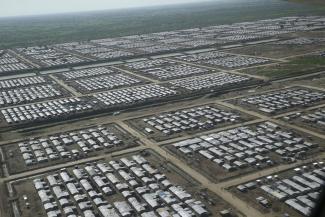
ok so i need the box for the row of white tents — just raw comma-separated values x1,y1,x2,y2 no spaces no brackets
33,155,210,217
241,88,325,114
142,105,240,135
169,72,250,91
172,122,316,172
0,76,46,89
19,126,124,166
0,84,64,106
238,163,325,216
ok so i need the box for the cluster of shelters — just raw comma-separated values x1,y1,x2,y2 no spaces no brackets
89,16,325,56
0,84,65,107
32,155,210,217
141,105,241,136
16,46,88,67
254,30,291,37
0,76,47,89
57,67,115,80
168,72,251,91
135,44,183,55
239,87,325,114
18,125,125,166
66,74,144,93
0,77,260,126
217,34,264,42
122,59,174,71
118,41,156,49
237,162,325,216
125,62,213,81
2,16,325,72
0,50,34,74
174,51,231,63
55,42,135,61
92,37,155,49
203,55,270,69
177,39,222,49
1,97,94,124
93,84,177,107
172,122,317,172
299,109,325,128
174,51,270,69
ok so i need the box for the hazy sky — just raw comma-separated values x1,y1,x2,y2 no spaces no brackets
0,0,208,17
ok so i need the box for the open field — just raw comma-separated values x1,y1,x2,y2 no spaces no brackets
288,0,325,6
227,37,325,59
240,54,325,80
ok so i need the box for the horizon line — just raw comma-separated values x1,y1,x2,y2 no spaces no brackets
0,0,220,19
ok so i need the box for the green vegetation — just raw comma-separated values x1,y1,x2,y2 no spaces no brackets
228,38,325,59
1,0,325,49
287,0,325,6
242,55,325,79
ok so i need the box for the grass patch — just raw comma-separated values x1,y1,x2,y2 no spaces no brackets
228,42,325,59
287,0,325,6
241,55,325,79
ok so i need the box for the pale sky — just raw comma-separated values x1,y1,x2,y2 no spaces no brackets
0,0,209,17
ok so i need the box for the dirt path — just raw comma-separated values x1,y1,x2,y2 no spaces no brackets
49,74,82,97
1,146,145,182
217,101,325,140
117,121,274,217
111,66,160,83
